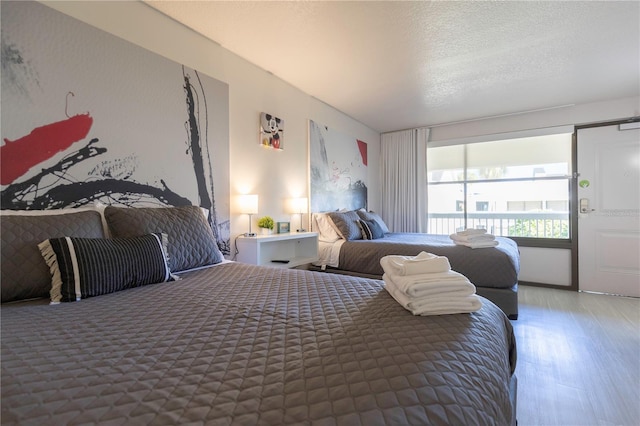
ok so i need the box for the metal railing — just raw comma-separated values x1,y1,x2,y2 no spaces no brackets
428,212,570,238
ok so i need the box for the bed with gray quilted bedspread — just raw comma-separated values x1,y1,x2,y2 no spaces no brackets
337,233,520,288
1,262,516,425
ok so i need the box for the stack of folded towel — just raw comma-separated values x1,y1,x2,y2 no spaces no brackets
449,228,499,249
380,251,482,316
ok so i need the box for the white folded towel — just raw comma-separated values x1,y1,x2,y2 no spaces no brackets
384,278,482,315
449,233,496,243
380,252,451,276
455,228,487,236
382,272,476,298
453,240,499,249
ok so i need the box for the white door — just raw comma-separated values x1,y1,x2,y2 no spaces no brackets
577,124,640,297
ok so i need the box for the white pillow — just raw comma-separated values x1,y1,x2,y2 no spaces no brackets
313,213,342,242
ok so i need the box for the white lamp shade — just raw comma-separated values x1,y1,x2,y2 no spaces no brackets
238,194,258,214
289,197,308,214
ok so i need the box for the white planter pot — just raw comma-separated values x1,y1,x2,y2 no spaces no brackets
260,228,272,235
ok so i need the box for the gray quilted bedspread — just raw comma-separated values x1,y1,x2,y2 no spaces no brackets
1,262,516,425
339,233,520,288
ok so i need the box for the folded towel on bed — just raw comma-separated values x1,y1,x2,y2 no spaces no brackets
380,251,451,276
455,228,488,236
382,272,476,298
449,233,496,243
450,231,499,248
384,278,482,316
453,240,499,249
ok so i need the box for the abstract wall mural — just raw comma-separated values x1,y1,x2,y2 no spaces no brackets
309,120,367,213
1,1,231,254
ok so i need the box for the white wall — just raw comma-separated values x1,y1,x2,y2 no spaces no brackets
518,247,572,286
42,1,380,240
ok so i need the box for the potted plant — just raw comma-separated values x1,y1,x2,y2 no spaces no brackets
257,216,274,235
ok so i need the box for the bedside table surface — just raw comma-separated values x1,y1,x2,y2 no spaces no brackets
241,231,317,241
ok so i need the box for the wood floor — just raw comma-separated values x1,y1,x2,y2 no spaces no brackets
512,285,640,426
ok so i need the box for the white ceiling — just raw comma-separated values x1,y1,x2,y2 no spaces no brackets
145,1,640,133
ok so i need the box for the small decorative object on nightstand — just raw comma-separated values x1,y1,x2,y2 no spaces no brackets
257,216,274,235
276,222,290,233
236,232,318,269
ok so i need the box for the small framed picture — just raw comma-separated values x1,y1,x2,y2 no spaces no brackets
260,112,284,150
276,222,290,234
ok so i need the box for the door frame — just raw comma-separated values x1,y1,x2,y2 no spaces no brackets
572,118,640,292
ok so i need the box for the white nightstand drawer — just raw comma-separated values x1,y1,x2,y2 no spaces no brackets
236,232,319,268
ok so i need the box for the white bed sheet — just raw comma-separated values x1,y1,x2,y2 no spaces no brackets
313,239,345,268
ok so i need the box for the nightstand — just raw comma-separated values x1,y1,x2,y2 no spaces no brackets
235,232,319,268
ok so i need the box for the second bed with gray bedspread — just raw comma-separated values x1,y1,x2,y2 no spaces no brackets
338,233,519,287
323,233,521,319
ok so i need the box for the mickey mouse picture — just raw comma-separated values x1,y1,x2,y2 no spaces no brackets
260,112,284,150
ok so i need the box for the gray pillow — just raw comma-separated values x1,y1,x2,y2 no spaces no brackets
327,210,362,241
104,205,223,272
356,209,390,233
1,211,105,303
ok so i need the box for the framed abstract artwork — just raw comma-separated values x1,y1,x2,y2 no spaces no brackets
309,120,368,213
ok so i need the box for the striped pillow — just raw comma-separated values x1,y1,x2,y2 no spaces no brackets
358,219,385,240
39,233,174,303
356,209,389,234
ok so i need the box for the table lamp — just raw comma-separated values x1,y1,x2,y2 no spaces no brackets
238,194,258,237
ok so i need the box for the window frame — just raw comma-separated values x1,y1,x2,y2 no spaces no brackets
426,127,576,249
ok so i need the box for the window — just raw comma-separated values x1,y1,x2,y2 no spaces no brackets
427,132,572,239
476,201,489,211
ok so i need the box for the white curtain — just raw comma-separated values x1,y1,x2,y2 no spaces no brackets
380,128,430,232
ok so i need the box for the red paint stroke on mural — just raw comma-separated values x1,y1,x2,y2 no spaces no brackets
357,139,368,166
1,114,93,185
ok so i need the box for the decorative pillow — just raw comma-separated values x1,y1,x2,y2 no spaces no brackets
327,211,362,241
358,219,385,240
313,212,342,242
104,205,223,272
0,211,105,303
39,233,173,303
356,209,390,234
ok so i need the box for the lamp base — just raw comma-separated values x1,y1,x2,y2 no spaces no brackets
244,232,256,237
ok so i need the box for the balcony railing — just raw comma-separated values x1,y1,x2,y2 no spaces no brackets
428,212,570,239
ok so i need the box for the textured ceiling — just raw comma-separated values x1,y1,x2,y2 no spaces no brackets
145,1,640,133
